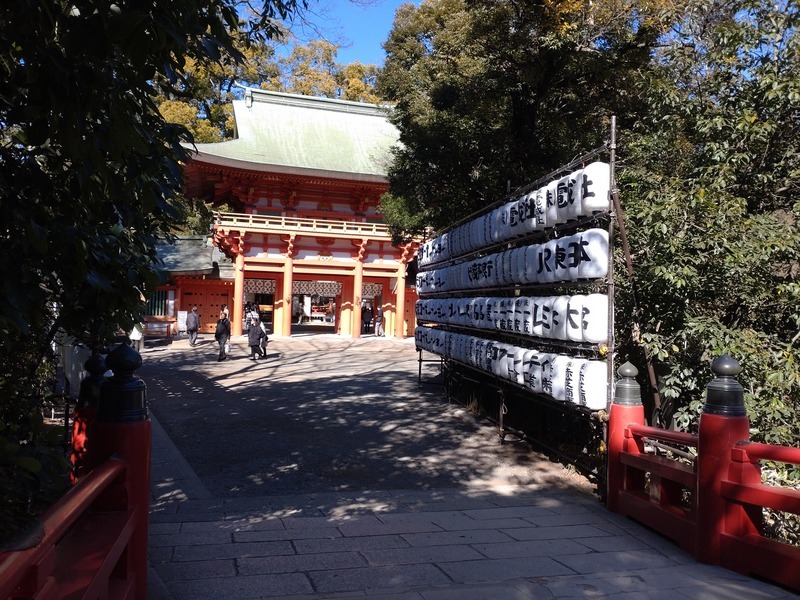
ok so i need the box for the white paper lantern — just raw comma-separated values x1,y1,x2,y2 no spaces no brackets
418,242,428,268
515,298,528,334
508,197,526,239
497,203,513,242
530,296,546,338
470,218,483,252
490,343,511,378
545,180,559,226
536,295,554,338
459,223,469,255
549,354,571,401
539,353,558,398
566,295,586,342
565,358,585,404
461,263,472,292
576,228,609,280
518,349,534,386
532,187,547,230
550,295,571,340
582,293,609,344
489,208,502,243
580,162,611,215
436,233,447,264
501,249,514,286
448,227,458,259
506,345,522,382
524,245,539,284
552,235,573,283
581,360,608,410
515,297,532,336
516,247,528,284
555,174,571,225
507,249,520,285
484,298,497,330
449,333,460,360
526,351,547,393
537,240,558,284
497,297,513,332
566,169,583,221
521,191,538,234
458,226,468,258
473,338,485,369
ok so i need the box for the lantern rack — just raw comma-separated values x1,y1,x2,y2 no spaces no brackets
413,118,620,483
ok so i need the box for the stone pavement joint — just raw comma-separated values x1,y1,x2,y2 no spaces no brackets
145,335,798,599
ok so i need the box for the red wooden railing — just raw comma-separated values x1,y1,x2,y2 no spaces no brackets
0,343,151,600
607,356,800,592
0,460,136,599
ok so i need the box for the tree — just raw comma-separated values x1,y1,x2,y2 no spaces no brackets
280,39,341,96
156,35,382,153
156,31,287,142
376,0,662,236
616,0,800,440
0,0,305,542
339,61,381,103
379,0,800,450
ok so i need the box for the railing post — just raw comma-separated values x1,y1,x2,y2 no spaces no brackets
87,342,151,599
70,353,107,483
696,354,750,564
606,362,645,512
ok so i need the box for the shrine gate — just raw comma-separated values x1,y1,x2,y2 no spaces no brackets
180,88,419,338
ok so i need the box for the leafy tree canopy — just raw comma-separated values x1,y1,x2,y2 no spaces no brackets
0,0,305,541
157,37,381,145
377,0,664,236
378,0,800,447
618,0,800,437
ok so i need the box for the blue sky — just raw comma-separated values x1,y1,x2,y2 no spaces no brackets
297,0,417,67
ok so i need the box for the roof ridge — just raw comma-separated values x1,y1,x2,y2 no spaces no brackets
239,85,393,117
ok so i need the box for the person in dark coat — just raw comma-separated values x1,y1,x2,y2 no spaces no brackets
362,305,373,334
247,318,265,360
214,311,231,361
186,306,200,346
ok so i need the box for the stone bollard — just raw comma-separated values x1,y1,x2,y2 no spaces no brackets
87,342,151,600
695,354,751,564
606,362,646,512
70,353,106,484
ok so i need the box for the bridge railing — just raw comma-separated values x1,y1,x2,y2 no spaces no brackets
607,356,800,592
0,343,151,600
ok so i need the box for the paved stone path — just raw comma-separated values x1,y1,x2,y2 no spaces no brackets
143,334,797,599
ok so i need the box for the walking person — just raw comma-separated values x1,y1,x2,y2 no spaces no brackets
259,319,270,356
375,307,384,337
247,317,265,360
362,305,373,335
186,306,200,346
214,310,231,361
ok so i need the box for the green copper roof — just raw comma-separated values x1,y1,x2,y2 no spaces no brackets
188,89,399,181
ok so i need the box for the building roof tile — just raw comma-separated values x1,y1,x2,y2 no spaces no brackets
186,89,399,181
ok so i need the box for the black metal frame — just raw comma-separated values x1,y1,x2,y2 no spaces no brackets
414,120,621,494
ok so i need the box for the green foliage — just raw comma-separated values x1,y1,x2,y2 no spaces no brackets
376,0,660,235
617,0,800,443
379,0,800,451
0,0,304,544
157,36,382,143
0,335,70,542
